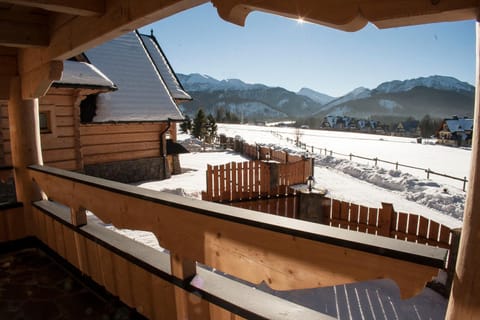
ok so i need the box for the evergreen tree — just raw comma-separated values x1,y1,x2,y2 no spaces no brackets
192,109,207,139
180,115,192,133
205,114,218,143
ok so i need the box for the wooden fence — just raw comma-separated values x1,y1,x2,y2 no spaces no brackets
227,195,455,250
231,189,299,219
202,159,312,202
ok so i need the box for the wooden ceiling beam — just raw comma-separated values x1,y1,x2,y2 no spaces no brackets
20,60,63,99
0,10,48,47
212,0,479,31
18,0,207,74
0,0,105,17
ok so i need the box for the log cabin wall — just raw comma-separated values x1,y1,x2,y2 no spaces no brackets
1,90,177,183
39,88,80,171
80,122,171,183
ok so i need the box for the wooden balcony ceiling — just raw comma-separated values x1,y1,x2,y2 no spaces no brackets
0,0,477,52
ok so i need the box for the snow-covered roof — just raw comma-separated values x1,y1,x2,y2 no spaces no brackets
139,33,191,101
53,60,116,90
445,118,473,133
84,32,184,122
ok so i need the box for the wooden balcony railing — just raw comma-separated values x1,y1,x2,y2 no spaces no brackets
24,165,448,319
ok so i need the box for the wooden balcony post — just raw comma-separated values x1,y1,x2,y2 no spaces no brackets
445,20,480,319
170,254,210,320
7,77,44,233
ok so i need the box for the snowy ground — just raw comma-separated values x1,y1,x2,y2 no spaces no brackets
136,126,465,229
96,125,458,318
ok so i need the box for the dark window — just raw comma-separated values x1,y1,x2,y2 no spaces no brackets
80,94,97,123
39,111,51,133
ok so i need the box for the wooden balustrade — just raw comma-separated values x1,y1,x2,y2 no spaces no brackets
28,164,447,307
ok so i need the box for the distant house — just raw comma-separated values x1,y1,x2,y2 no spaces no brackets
394,120,421,137
0,31,191,183
437,116,473,147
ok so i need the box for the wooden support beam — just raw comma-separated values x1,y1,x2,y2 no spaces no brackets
0,0,105,17
20,60,63,99
445,21,480,320
18,0,208,73
8,77,44,234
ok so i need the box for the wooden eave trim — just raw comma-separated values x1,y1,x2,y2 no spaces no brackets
18,0,208,74
0,0,105,17
212,0,479,31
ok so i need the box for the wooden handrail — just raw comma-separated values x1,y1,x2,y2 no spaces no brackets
32,199,332,319
28,164,447,299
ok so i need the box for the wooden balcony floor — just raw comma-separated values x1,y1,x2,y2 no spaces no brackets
0,246,145,320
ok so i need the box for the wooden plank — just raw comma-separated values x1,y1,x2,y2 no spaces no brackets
408,214,419,242
378,203,394,237
55,116,75,127
151,275,177,320
429,221,440,244
418,216,429,244
39,136,75,150
130,264,154,319
220,164,225,201
225,163,231,201
367,208,378,234
113,254,134,307
97,245,117,295
349,204,359,231
83,149,160,165
439,225,451,247
82,141,160,156
2,207,25,241
81,132,160,146
358,206,368,233
231,162,237,201
84,237,102,285
45,159,78,170
339,201,349,229
205,165,212,201
248,161,254,199
396,212,408,240
53,219,66,257
43,148,76,162
80,122,165,135
213,166,219,201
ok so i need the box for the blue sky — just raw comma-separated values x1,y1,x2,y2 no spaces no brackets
140,3,475,97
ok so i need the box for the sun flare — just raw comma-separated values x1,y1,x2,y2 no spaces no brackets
296,17,305,24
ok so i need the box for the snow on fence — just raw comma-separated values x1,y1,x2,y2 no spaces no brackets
202,160,312,202
272,131,469,191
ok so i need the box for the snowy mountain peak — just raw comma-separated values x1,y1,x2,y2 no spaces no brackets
347,87,371,98
297,87,335,105
178,73,266,92
375,75,474,94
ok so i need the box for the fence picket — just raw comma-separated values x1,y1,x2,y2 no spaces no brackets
418,216,429,244
357,206,368,232
408,215,419,242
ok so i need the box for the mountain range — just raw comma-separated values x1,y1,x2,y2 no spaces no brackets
177,73,474,121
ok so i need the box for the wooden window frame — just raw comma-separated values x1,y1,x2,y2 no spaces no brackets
39,105,56,136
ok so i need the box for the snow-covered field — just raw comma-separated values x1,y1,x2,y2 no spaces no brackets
136,125,468,229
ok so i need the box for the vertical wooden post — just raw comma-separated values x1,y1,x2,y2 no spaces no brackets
170,254,210,320
446,21,480,320
7,77,44,234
